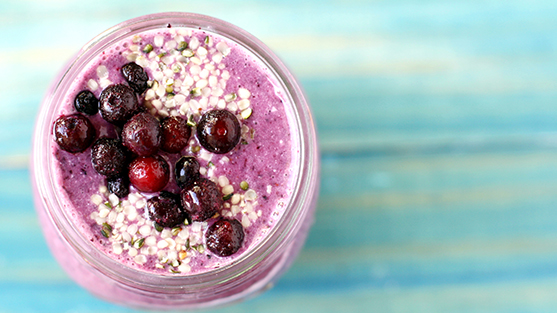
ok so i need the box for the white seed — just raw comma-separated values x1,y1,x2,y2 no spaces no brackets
127,210,138,221
116,213,125,224
209,96,219,107
217,99,226,109
199,69,209,79
135,55,149,68
136,198,146,208
128,248,138,257
112,243,123,255
241,215,251,228
157,240,169,249
159,109,169,117
241,108,252,119
190,57,202,65
139,225,151,236
196,79,208,89
109,193,119,206
197,46,208,56
222,70,230,80
96,65,108,79
147,246,158,255
238,88,251,99
87,79,98,91
99,78,112,89
189,36,200,50
212,52,223,63
164,68,174,78
199,167,207,175
267,185,272,194
91,194,103,206
134,255,147,265
208,76,218,87
227,102,238,111
190,65,201,75
108,211,117,223
122,232,131,243
231,194,240,205
178,228,190,239
202,87,211,98
145,89,156,100
164,40,177,50
180,102,190,115
146,236,157,246
174,94,186,105
245,189,257,201
154,35,164,47
166,238,176,249
218,176,229,187
238,99,250,110
127,224,138,236
178,263,191,273
126,53,138,62
216,41,230,56
222,184,234,195
161,229,172,239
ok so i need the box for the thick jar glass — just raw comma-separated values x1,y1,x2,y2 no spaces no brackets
31,12,319,310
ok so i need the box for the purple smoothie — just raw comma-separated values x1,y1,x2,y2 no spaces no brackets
32,13,318,309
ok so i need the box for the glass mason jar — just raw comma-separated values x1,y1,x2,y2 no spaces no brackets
31,12,319,310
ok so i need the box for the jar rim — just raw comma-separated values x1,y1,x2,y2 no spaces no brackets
32,12,319,295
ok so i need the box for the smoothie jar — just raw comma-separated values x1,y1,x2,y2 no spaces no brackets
31,12,319,310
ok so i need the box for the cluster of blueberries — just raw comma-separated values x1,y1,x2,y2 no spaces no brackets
53,62,244,257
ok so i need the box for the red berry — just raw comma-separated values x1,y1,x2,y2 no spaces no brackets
160,116,191,153
205,218,244,257
180,178,222,221
128,155,169,193
122,112,161,156
196,109,241,154
53,114,96,153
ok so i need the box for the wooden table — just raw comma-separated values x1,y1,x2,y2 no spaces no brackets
2,1,557,312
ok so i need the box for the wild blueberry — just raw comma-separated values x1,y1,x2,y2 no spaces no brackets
53,114,96,153
205,218,244,257
174,156,200,189
180,178,222,222
107,175,130,198
160,116,191,153
146,192,187,228
74,90,99,115
121,62,149,94
122,112,161,156
99,84,140,125
91,138,127,177
196,109,241,154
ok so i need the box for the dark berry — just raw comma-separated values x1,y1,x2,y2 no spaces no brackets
160,116,191,153
180,178,222,221
128,154,169,193
107,176,129,198
196,109,241,154
99,84,140,124
121,62,149,94
53,114,96,153
146,192,186,227
205,218,244,257
74,90,99,115
91,138,127,177
174,156,200,189
122,112,161,156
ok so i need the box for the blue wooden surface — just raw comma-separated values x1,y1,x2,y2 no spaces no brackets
3,0,557,312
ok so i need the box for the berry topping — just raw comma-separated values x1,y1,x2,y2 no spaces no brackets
53,114,96,153
196,109,241,154
146,191,187,228
91,138,127,177
74,90,99,115
205,218,244,257
99,84,140,124
121,62,149,94
174,156,200,189
160,116,191,153
122,112,162,156
128,154,169,193
107,175,130,198
180,178,222,222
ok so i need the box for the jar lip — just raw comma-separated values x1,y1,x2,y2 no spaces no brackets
33,12,319,291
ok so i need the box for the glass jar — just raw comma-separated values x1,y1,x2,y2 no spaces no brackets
31,12,319,310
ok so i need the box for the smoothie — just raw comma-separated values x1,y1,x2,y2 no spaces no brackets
32,13,319,309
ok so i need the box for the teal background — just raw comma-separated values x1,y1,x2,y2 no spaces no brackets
3,0,557,312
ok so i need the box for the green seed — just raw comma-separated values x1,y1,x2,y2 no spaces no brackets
223,193,233,201
186,115,197,127
101,223,112,238
190,87,201,97
172,227,181,236
154,223,163,232
143,44,153,53
136,238,145,249
177,41,188,51
182,49,194,57
166,86,174,93
204,36,210,44
240,181,249,191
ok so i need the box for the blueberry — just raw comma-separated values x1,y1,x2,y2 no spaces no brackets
205,218,244,257
53,114,96,153
196,109,241,154
180,178,222,222
146,191,187,228
122,112,162,156
121,63,149,94
91,138,127,177
128,154,170,193
74,90,99,115
174,156,200,189
107,175,129,198
160,116,191,153
99,84,140,125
